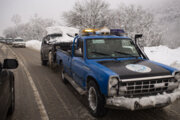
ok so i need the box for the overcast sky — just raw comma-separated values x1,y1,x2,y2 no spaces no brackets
0,0,163,36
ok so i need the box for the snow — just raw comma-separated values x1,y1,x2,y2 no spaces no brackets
46,26,79,42
25,26,79,51
26,40,41,51
96,27,110,33
107,89,180,110
144,46,180,68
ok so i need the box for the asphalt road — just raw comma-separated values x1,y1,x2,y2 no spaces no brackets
3,45,180,120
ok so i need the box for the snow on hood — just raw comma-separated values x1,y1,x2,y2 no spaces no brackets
26,40,41,51
46,26,79,43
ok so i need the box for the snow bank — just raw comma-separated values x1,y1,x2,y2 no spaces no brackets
145,46,180,66
46,26,79,42
26,40,41,51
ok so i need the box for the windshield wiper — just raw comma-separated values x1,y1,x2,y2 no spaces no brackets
91,51,110,56
114,51,131,55
114,51,139,58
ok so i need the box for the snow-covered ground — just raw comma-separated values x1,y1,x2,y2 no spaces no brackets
144,46,180,69
26,40,180,69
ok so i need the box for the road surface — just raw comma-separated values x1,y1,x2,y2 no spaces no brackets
2,45,180,120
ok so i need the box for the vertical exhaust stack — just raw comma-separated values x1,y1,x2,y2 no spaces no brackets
135,34,143,44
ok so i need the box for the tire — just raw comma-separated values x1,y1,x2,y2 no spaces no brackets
48,51,54,69
88,80,107,117
8,73,15,115
41,59,48,66
41,53,48,66
59,64,67,84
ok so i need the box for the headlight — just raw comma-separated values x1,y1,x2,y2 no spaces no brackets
108,76,119,96
175,72,180,82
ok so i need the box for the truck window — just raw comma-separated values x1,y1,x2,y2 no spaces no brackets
86,38,140,59
43,36,50,44
74,39,83,57
15,39,23,42
49,34,62,43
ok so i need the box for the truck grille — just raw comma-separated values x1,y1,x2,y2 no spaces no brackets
119,78,178,98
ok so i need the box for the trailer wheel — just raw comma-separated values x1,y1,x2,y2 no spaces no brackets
41,53,47,66
41,59,47,66
88,80,107,117
48,51,54,69
59,64,67,84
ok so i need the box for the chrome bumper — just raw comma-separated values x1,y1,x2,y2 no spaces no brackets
106,89,180,110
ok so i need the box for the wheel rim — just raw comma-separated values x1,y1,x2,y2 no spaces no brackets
88,87,97,111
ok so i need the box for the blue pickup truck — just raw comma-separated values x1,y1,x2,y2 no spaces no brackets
55,28,180,117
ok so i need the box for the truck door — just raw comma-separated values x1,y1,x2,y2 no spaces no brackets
0,70,10,119
71,39,87,87
62,51,72,76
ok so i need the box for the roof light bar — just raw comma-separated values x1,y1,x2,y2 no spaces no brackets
81,27,125,36
110,29,125,36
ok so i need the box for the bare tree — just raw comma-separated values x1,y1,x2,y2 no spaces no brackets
63,0,110,29
108,4,163,46
63,1,162,47
11,14,21,25
4,14,55,40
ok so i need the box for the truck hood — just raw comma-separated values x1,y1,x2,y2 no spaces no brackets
97,59,172,79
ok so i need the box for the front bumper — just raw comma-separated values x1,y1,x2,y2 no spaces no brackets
106,89,180,110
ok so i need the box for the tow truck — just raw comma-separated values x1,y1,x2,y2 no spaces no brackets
53,27,180,117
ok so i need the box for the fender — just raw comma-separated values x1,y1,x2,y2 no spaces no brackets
85,68,110,96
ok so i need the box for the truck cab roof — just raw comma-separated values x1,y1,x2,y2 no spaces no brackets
81,35,130,40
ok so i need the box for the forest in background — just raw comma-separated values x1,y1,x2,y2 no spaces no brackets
2,0,180,48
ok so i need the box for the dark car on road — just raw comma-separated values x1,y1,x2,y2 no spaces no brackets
41,33,62,66
0,59,18,120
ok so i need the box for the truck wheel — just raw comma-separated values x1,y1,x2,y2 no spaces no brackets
41,53,48,66
59,65,67,84
41,59,48,66
48,51,54,69
88,80,107,117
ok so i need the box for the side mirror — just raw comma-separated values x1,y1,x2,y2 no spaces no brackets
75,33,78,36
135,34,143,44
3,59,18,69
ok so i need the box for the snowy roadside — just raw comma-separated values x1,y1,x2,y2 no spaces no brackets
26,40,41,51
144,46,180,70
25,40,180,70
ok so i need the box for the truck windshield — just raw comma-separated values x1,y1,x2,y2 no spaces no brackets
86,38,140,59
49,34,62,43
15,39,23,42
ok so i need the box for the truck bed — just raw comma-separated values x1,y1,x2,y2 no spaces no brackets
53,42,73,52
